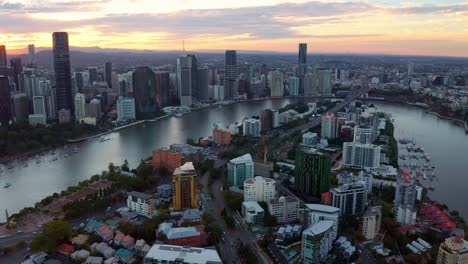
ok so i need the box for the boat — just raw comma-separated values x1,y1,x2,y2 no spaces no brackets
423,173,427,180
22,163,28,168
51,157,58,161
175,113,183,118
73,148,79,153
35,160,41,164
99,137,110,142
4,183,11,188
7,165,13,170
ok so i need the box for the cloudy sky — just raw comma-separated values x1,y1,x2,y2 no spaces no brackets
1,0,468,56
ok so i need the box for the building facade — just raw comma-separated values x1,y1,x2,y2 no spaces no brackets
243,176,276,202
330,182,367,216
268,196,300,224
227,154,254,187
437,236,468,264
295,148,331,196
301,221,335,264
362,206,382,240
116,97,136,121
172,162,198,210
342,142,381,169
52,32,74,115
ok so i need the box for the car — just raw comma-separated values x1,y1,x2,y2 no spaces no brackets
17,230,23,233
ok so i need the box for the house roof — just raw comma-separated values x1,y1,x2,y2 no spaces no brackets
167,227,200,239
58,243,75,254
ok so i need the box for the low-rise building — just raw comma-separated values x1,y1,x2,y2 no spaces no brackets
268,196,299,224
242,201,265,224
114,232,135,250
144,244,222,264
157,184,172,199
166,226,207,247
127,191,159,218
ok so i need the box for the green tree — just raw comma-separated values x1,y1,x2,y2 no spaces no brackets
31,220,72,252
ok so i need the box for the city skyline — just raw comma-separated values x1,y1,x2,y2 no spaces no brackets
1,0,468,57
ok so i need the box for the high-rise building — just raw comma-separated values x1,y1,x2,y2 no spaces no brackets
354,126,375,144
242,118,261,137
11,93,29,122
10,57,23,91
52,32,73,115
270,70,284,98
227,153,254,187
116,97,136,122
243,176,276,202
289,76,299,96
304,73,317,96
33,96,46,116
298,43,307,74
155,71,170,108
321,113,338,139
301,220,334,264
362,206,382,240
0,45,6,67
295,148,331,196
436,236,468,264
0,77,11,125
74,93,86,120
74,72,84,94
225,50,237,99
342,142,381,169
330,182,367,215
172,162,198,210
177,55,195,106
104,61,112,89
317,69,332,95
197,68,209,102
88,67,98,85
261,109,273,132
304,204,340,240
28,44,35,66
268,196,300,224
132,66,157,115
394,174,417,225
408,62,415,76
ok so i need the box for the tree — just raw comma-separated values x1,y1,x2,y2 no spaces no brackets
121,160,130,172
31,220,72,252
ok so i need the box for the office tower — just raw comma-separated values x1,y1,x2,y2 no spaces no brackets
74,72,84,93
354,126,375,144
58,109,71,123
225,50,237,99
268,196,300,224
295,148,331,196
304,204,340,240
298,43,307,95
362,206,382,240
242,118,261,137
11,93,29,122
272,110,279,128
304,73,317,96
43,85,56,120
301,220,334,264
87,67,98,85
87,99,101,120
74,93,86,119
270,70,284,98
243,176,276,202
289,76,299,96
317,69,332,95
394,174,417,225
176,55,195,106
330,182,367,215
437,236,468,264
52,32,73,115
28,44,35,66
197,68,209,102
408,62,415,76
104,62,112,89
172,162,198,210
342,142,381,169
261,109,273,132
0,77,11,125
321,113,338,139
33,96,46,116
227,153,254,187
10,57,23,91
155,71,170,108
0,45,6,67
116,97,136,122
132,66,157,115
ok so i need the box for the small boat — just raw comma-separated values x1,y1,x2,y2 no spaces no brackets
73,148,79,153
7,165,14,170
35,160,41,164
51,157,58,161
99,137,110,142
422,174,427,180
4,183,11,188
175,113,183,118
22,164,28,168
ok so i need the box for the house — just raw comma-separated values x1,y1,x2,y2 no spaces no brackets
91,242,115,259
96,224,114,241
31,252,48,264
135,239,147,252
104,257,118,264
71,250,90,261
104,219,119,230
114,232,135,249
114,248,135,264
86,219,103,233
71,234,89,246
85,256,104,264
57,243,74,255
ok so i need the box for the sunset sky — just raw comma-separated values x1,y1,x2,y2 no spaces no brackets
1,0,468,56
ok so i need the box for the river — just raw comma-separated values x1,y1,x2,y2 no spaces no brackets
0,100,466,222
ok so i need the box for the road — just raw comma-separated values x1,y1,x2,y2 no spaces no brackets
199,159,272,264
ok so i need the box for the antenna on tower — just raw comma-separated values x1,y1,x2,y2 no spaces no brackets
183,40,185,53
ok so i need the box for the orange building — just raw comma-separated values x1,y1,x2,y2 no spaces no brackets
213,128,231,145
152,149,182,172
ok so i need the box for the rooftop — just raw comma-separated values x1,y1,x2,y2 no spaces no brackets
304,220,334,236
304,204,340,214
174,162,195,175
127,191,153,200
230,153,253,164
242,201,264,213
167,227,200,239
144,244,222,263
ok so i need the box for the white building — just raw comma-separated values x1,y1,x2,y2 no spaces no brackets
268,196,299,224
301,221,335,264
243,176,276,202
359,170,374,193
270,69,284,97
127,191,158,218
117,97,136,121
394,175,417,225
241,201,265,224
144,244,222,264
396,206,417,226
289,76,299,96
304,204,340,240
272,110,279,128
242,118,261,137
362,206,382,240
317,70,332,95
302,132,319,146
342,142,381,169
32,96,46,116
28,114,47,126
354,126,375,144
321,113,338,139
74,93,86,120
331,182,367,216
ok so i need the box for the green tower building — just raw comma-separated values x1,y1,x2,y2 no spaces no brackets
295,148,331,196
